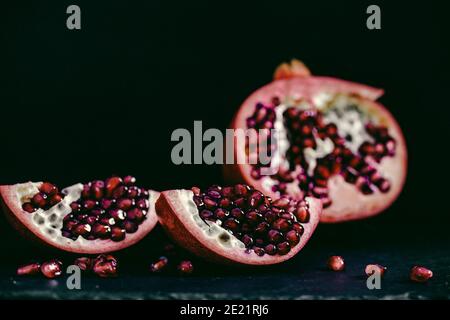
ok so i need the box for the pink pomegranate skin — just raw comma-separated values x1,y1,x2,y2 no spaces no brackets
224,61,407,223
156,189,321,266
0,182,160,254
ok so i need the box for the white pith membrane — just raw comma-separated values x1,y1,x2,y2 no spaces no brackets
160,189,321,265
2,181,158,253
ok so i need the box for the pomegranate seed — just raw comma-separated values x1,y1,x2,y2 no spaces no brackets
112,186,128,199
272,197,290,209
40,259,63,278
253,247,265,256
410,266,433,283
127,208,146,222
22,202,36,213
106,177,123,196
81,184,90,198
93,254,118,278
92,223,111,238
109,208,126,221
48,194,63,206
276,241,291,255
292,222,304,235
83,199,97,210
70,202,81,212
234,184,249,196
264,244,277,255
127,186,140,198
241,234,254,247
230,208,244,220
285,230,300,246
123,220,138,233
117,198,133,211
110,226,126,241
295,206,310,223
39,182,57,196
222,218,240,233
17,262,41,276
178,260,194,275
267,229,283,244
31,193,47,208
327,256,345,271
191,186,201,196
74,224,91,236
272,218,291,232
365,264,387,277
150,256,168,272
101,198,115,210
136,198,149,209
200,209,214,220
123,175,136,186
215,208,229,219
74,257,93,271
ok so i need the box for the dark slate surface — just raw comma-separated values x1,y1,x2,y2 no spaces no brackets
1,221,448,300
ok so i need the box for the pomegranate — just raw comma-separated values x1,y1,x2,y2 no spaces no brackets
0,176,159,254
40,259,63,278
156,184,321,265
225,59,407,222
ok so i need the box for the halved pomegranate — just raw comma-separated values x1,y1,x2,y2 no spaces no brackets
225,60,407,222
156,184,321,265
0,176,159,254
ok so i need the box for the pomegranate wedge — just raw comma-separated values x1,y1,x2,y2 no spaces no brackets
156,184,321,265
0,176,159,254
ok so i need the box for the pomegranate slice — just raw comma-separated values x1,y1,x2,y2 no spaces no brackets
225,59,407,222
0,176,159,254
156,184,321,265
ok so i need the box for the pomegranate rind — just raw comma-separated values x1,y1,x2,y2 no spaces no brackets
156,189,321,265
0,182,160,254
225,76,407,223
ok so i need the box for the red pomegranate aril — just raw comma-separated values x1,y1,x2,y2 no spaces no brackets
327,256,345,271
253,247,265,256
178,260,194,275
123,220,138,233
292,222,304,235
117,198,133,211
222,218,240,233
410,266,433,283
150,256,168,272
22,202,36,213
84,216,97,225
215,208,229,219
74,257,93,271
375,178,391,193
365,264,387,277
112,186,127,199
17,262,41,276
127,186,140,198
136,198,149,209
40,259,63,278
248,191,264,208
83,199,97,210
272,197,290,209
285,230,300,246
110,227,126,242
267,229,283,244
74,223,91,236
106,177,122,196
272,218,291,232
234,184,249,196
31,193,47,208
93,224,111,238
100,217,116,226
276,241,291,255
93,254,118,278
231,208,245,220
123,175,136,186
200,209,214,220
255,221,269,234
241,234,254,247
81,184,90,198
127,208,146,222
264,244,277,255
295,206,310,223
207,190,221,199
48,194,63,206
109,208,126,221
39,182,57,196
203,197,217,209
264,211,277,223
101,198,114,210
191,186,201,196
245,211,262,224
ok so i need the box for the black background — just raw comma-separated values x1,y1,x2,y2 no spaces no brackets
0,0,449,299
